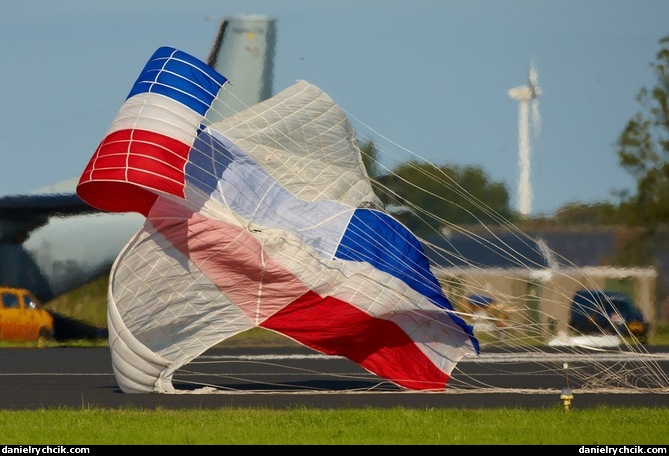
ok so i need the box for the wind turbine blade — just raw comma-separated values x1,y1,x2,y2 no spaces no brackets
529,65,539,88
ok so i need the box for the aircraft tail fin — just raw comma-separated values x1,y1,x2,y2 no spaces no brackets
206,15,277,120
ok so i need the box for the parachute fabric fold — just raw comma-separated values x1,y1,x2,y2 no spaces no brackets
77,46,479,394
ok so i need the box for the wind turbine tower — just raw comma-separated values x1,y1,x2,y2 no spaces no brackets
508,64,541,217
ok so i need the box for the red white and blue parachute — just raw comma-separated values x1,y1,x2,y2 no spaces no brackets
77,47,479,394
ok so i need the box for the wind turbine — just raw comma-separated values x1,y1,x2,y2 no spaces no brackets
508,63,541,217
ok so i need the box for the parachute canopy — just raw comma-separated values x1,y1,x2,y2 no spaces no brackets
76,47,479,394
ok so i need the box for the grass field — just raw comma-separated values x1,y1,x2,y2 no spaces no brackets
2,405,669,444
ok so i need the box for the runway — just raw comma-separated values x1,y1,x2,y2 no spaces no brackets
1,346,668,410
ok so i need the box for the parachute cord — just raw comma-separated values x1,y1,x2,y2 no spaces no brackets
255,237,267,326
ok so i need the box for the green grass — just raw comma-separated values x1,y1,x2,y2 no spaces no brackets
44,275,109,328
1,406,668,444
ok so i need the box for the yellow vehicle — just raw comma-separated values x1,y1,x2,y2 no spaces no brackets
0,286,54,342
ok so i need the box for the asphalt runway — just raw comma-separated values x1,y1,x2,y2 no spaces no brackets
1,346,668,410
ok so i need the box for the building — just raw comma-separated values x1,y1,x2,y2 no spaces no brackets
423,227,658,339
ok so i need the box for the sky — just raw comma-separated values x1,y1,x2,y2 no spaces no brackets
1,0,668,216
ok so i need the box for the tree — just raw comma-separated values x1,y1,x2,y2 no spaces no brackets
553,201,622,226
358,139,382,180
616,34,669,229
374,159,516,235
615,36,669,314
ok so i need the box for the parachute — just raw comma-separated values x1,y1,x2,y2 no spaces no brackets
76,47,479,394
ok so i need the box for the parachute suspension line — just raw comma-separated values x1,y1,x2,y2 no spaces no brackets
357,120,595,326
203,78,266,128
359,152,553,277
209,80,252,119
346,109,430,166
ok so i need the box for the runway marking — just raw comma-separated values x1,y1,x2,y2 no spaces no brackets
0,373,113,376
196,352,669,363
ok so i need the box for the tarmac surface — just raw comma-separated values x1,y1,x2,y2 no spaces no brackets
1,345,668,410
